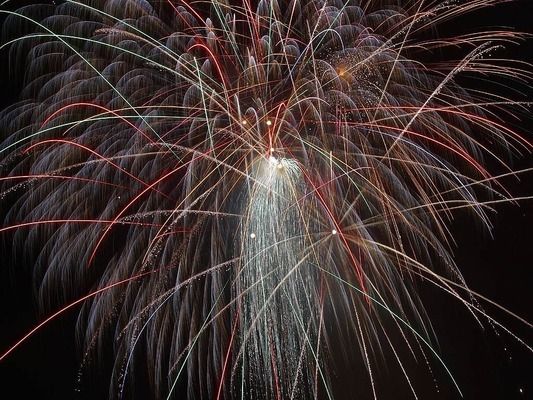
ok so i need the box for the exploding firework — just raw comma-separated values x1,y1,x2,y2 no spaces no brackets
0,0,531,399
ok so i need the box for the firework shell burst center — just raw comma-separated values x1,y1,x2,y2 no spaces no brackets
0,0,531,399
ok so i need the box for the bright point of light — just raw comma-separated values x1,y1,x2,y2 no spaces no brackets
519,388,523,394
266,120,272,126
267,154,284,170
250,233,256,239
332,229,337,235
242,120,247,125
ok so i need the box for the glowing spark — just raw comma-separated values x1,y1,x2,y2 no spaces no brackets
0,1,531,399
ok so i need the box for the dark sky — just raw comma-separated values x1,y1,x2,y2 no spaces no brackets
0,1,532,399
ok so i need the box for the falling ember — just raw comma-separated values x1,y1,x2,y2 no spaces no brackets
0,0,531,399
238,156,323,399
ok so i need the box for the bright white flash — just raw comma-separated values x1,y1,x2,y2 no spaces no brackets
268,155,285,170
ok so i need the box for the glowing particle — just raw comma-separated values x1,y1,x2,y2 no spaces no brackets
519,388,523,394
242,120,247,125
266,120,272,126
332,229,337,235
250,233,256,239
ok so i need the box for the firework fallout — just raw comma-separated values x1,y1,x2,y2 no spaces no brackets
0,1,532,399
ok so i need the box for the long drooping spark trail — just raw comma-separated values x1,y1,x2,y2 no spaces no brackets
0,0,532,399
238,156,323,399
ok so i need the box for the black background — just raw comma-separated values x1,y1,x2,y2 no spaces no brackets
0,1,532,399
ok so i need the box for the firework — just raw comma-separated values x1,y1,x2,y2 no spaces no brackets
0,0,531,399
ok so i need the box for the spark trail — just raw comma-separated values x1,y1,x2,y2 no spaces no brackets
0,0,531,399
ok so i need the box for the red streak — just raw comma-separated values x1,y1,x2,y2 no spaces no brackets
87,144,226,266
0,174,126,189
0,269,159,362
40,102,155,144
24,139,170,199
0,219,166,234
188,43,228,87
299,165,368,296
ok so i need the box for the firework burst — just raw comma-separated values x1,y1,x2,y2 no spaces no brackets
0,0,531,399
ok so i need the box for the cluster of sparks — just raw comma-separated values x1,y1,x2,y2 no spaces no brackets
0,0,532,399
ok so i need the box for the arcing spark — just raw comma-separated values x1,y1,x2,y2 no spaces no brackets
0,0,531,399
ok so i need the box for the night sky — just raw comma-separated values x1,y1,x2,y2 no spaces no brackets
0,1,532,399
